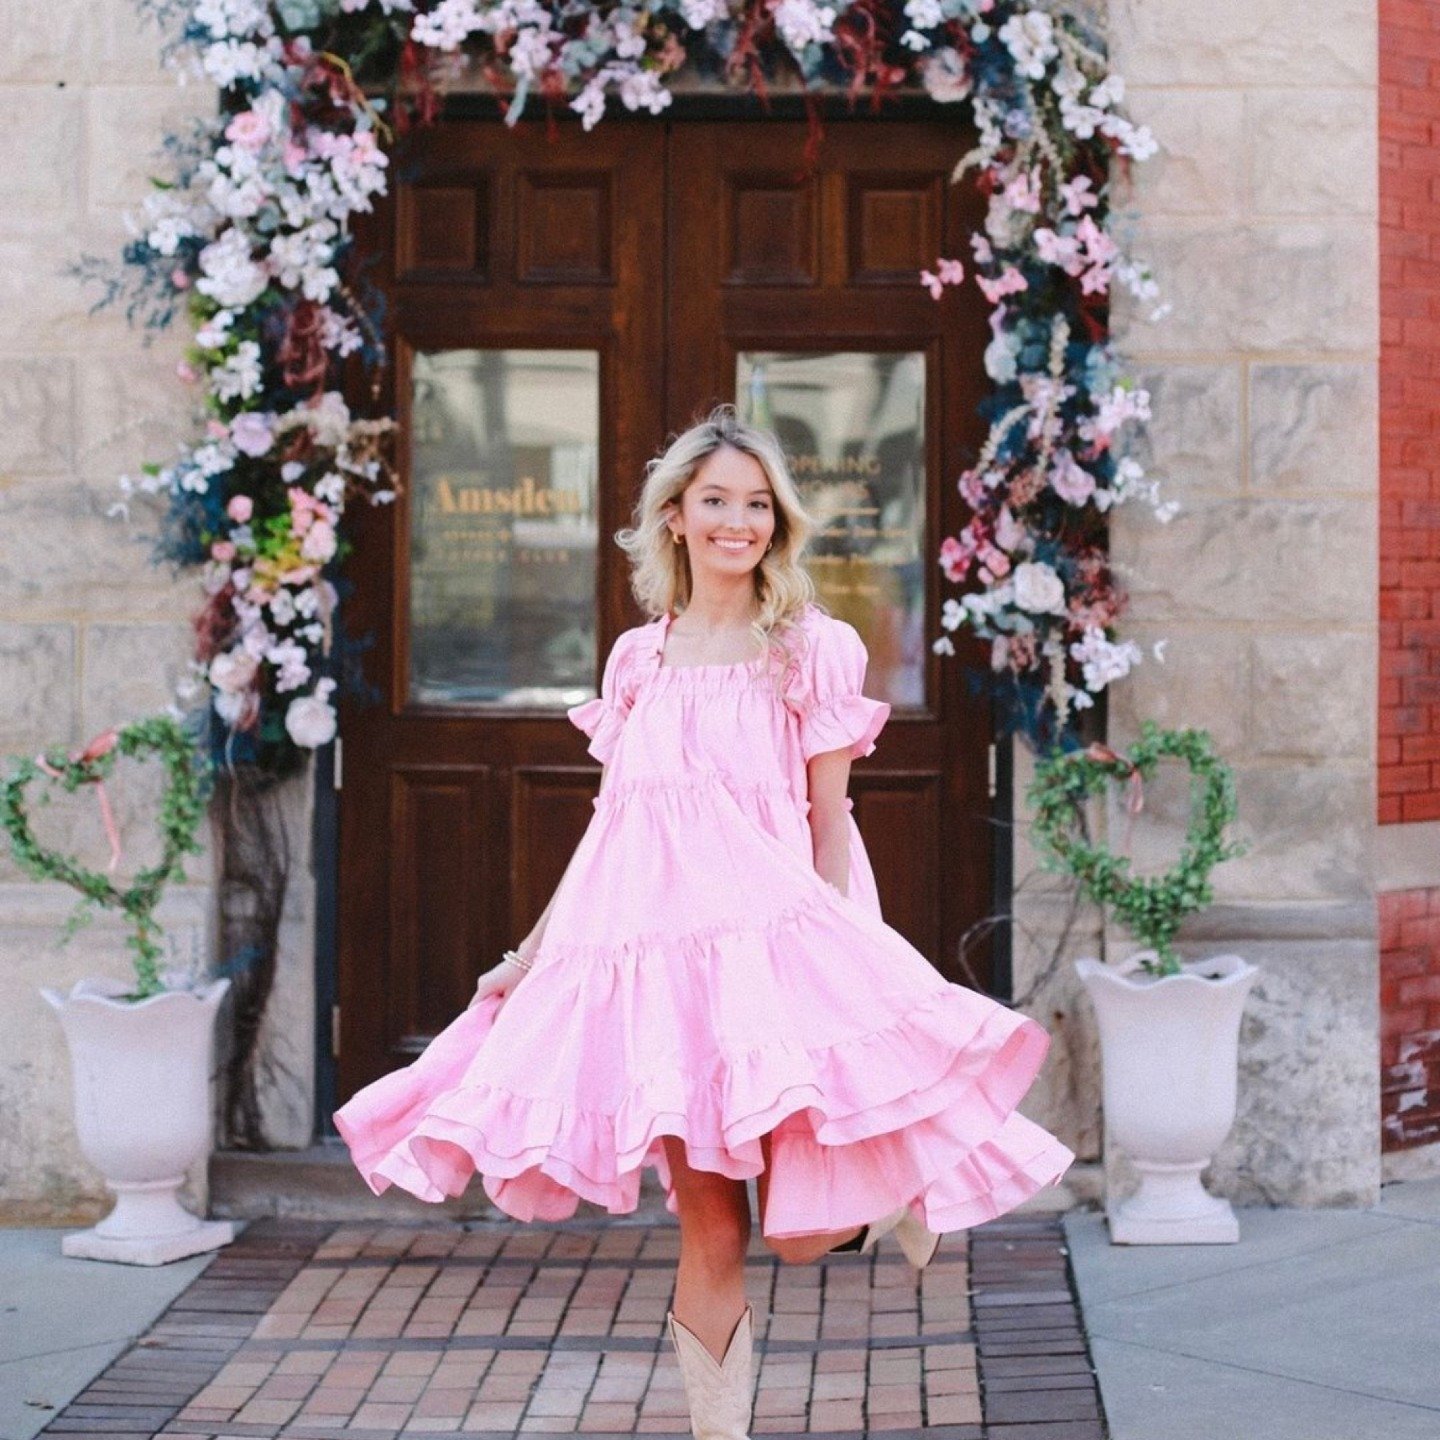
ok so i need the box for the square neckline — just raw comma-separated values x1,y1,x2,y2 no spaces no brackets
654,609,767,672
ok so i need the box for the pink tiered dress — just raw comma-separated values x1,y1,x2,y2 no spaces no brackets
335,602,1074,1237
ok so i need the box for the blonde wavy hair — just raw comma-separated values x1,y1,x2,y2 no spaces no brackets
615,404,821,683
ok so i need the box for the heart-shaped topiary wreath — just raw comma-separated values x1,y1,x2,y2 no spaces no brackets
1027,720,1247,977
0,715,211,999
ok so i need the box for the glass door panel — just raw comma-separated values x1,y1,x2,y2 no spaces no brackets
737,350,927,708
408,348,600,707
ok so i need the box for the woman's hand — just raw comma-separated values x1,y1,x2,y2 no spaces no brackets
468,955,527,1009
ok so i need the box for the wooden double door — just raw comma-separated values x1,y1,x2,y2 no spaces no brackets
337,116,995,1101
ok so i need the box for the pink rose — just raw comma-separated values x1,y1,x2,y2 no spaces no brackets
939,535,974,584
227,494,253,523
224,110,270,151
211,540,236,563
1050,451,1096,506
979,544,1011,580
301,519,337,563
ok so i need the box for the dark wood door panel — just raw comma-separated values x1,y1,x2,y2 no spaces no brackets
388,766,494,1057
509,768,603,948
851,772,943,961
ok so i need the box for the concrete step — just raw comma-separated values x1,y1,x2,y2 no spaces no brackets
209,1144,1100,1225
209,1143,676,1224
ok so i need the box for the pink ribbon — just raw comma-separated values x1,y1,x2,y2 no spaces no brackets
1084,742,1145,856
37,729,123,875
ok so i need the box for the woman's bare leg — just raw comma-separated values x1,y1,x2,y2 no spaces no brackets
662,1134,753,1364
755,1131,865,1265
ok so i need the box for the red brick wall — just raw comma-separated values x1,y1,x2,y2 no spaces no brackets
1379,0,1440,824
1381,889,1440,1151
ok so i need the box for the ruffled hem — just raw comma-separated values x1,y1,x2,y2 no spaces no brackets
800,694,891,761
333,963,1073,1237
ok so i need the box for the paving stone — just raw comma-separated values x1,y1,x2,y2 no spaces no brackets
40,1215,1100,1439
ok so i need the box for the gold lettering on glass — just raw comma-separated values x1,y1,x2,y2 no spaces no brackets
408,349,600,706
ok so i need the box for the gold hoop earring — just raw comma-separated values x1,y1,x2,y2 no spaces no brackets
672,532,683,546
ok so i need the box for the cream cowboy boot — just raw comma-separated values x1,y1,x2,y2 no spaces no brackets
830,1205,942,1269
665,1302,755,1440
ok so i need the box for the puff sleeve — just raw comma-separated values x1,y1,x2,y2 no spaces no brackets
566,629,636,765
797,617,892,761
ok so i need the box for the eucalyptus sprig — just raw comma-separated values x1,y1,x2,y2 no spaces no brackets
1027,721,1247,976
0,715,212,999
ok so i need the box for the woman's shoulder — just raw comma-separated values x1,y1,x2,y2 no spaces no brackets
793,602,863,650
604,614,666,675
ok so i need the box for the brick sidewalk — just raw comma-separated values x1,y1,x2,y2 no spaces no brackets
39,1216,1104,1440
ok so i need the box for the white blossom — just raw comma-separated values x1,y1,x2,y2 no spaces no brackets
998,11,1057,80
194,309,236,349
1069,628,1141,692
919,47,969,102
193,0,274,40
195,228,268,308
285,679,338,748
1012,561,1066,616
773,0,837,53
410,0,487,49
209,339,263,401
680,0,726,25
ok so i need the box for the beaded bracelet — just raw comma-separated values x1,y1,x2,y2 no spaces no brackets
502,949,534,972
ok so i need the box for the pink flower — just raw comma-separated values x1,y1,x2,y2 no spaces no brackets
205,418,229,440
939,535,970,583
1034,228,1084,273
224,110,271,152
1060,175,1097,216
227,494,253,523
1050,450,1096,505
230,412,274,457
170,268,191,290
1076,215,1117,266
283,140,308,174
995,506,1026,552
975,266,1029,305
301,519,337,563
978,543,1011,581
1003,169,1041,214
211,540,236,563
919,256,965,300
176,361,198,382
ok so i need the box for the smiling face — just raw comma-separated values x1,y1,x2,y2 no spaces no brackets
666,443,778,580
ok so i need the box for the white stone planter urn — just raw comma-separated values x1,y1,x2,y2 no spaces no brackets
41,975,237,1265
1076,951,1259,1245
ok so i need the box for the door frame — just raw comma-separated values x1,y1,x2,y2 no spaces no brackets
312,92,1014,1136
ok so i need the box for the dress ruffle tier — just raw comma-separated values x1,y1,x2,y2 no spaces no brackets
335,758,1075,1236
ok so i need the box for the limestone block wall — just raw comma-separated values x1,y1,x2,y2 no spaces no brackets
1099,0,1379,1205
0,2,224,1217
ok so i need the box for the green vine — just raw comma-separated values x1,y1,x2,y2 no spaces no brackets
1027,721,1247,976
0,715,212,999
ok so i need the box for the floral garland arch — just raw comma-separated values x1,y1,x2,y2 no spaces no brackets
110,0,1167,770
